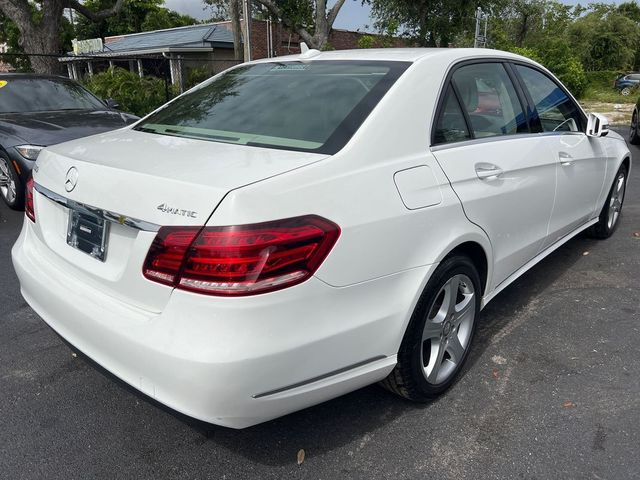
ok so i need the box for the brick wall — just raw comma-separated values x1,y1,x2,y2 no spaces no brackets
218,19,405,60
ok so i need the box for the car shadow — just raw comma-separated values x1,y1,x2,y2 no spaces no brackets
187,232,601,466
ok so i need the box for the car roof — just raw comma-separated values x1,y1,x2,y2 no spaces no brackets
249,48,539,66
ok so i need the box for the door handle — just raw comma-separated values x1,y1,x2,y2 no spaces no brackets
559,151,573,166
475,163,504,180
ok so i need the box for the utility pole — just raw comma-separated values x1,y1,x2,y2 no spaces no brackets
473,7,488,48
474,7,481,48
242,0,252,61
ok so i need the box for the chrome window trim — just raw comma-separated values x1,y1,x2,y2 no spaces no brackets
34,182,161,232
429,131,586,152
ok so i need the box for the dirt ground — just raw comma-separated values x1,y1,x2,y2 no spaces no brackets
580,100,634,126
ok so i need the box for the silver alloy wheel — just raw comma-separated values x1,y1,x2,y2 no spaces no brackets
621,87,631,96
421,273,475,385
607,171,626,230
0,157,17,204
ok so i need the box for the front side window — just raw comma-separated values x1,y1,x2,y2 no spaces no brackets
0,78,106,113
451,63,528,138
136,61,409,154
515,65,583,133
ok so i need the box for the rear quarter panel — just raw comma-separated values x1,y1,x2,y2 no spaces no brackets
209,56,493,290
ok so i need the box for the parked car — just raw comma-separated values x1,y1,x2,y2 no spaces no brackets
12,49,630,429
0,73,138,210
629,97,640,145
614,72,640,95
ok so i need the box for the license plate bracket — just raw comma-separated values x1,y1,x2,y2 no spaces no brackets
67,208,109,262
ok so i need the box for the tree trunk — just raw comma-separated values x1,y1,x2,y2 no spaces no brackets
22,2,65,75
254,0,346,51
230,0,243,61
0,0,125,75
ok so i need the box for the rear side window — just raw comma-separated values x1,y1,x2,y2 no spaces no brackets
451,63,527,138
515,65,583,133
433,86,470,144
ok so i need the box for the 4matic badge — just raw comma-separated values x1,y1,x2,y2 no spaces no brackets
157,203,198,218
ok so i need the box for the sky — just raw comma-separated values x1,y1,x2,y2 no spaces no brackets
164,0,375,32
164,0,630,33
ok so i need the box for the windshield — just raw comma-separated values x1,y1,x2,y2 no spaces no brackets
135,60,409,154
0,77,106,113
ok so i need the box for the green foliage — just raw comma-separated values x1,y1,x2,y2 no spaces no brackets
584,70,623,89
550,55,588,98
508,41,587,97
0,8,74,71
582,70,638,104
567,9,640,71
186,66,212,89
366,0,493,47
0,12,29,71
357,33,397,49
357,35,377,49
84,67,175,117
582,85,638,104
508,47,543,63
141,8,198,31
485,0,640,75
75,0,197,40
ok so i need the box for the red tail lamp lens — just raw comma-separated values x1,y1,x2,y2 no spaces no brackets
143,215,340,296
25,176,35,222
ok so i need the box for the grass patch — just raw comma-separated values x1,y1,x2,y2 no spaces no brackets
581,85,638,103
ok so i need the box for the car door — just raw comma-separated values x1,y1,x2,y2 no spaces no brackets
513,64,608,247
431,61,557,290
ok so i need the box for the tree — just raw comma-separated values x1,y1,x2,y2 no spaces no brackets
203,0,242,60
366,0,500,47
203,0,347,55
568,8,640,71
253,0,347,50
74,0,196,40
0,0,126,74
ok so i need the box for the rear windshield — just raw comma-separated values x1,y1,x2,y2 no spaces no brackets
135,60,409,154
0,77,106,113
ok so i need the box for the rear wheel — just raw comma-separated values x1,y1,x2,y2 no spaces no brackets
589,164,627,239
381,255,481,401
0,153,24,210
621,87,632,96
630,111,640,145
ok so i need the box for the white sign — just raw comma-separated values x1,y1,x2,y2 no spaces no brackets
72,38,103,55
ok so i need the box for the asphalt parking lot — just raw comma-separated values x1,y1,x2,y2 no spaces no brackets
1,129,639,480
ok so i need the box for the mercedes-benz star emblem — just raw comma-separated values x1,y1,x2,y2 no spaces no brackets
65,167,79,192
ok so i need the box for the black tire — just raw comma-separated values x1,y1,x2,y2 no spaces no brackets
630,110,640,145
381,255,481,401
589,164,628,239
621,87,631,96
0,152,24,210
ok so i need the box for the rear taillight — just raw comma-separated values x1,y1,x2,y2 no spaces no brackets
25,176,35,222
143,215,340,296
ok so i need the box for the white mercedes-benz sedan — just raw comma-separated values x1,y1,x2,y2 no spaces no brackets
12,48,630,428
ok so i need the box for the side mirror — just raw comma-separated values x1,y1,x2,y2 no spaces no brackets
104,98,120,110
586,112,609,137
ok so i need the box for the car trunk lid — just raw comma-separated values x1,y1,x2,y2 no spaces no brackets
30,128,327,312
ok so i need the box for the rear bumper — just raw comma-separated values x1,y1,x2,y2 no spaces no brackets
12,219,432,428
